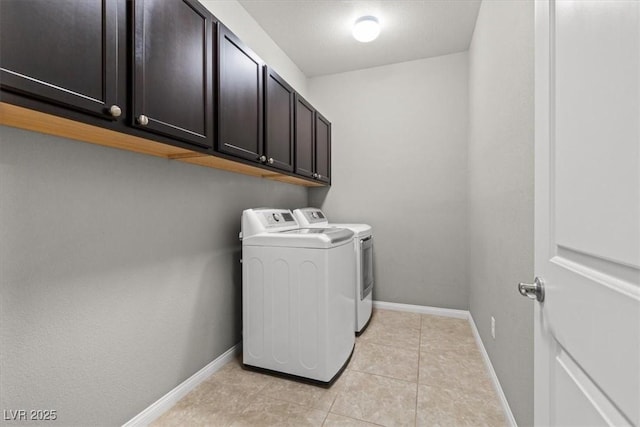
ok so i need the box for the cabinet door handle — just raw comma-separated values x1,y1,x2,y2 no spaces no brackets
259,155,267,163
318,174,322,179
268,158,274,164
108,105,122,118
137,115,149,126
313,173,318,178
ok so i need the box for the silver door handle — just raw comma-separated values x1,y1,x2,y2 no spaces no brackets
518,277,545,302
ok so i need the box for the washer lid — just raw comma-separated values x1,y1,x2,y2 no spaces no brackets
242,227,354,249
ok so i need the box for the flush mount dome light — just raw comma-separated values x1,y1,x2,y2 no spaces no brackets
352,16,380,43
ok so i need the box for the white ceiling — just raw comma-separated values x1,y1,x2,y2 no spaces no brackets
238,0,482,77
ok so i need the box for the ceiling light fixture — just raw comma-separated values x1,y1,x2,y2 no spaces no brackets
352,16,380,43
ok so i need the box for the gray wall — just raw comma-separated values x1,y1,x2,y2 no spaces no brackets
0,1,309,425
0,127,306,426
468,1,534,425
308,52,469,310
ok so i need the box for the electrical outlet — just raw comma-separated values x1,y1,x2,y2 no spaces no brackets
491,316,496,339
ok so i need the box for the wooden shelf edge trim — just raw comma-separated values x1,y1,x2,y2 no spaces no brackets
167,152,209,160
0,102,326,187
174,155,324,187
0,102,192,158
266,175,325,187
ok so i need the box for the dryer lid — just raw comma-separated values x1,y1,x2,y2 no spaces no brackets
293,208,372,237
280,227,353,243
324,223,372,237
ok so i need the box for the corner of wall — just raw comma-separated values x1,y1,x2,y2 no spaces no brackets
200,0,309,97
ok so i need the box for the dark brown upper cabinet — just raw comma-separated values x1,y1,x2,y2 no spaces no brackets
132,0,214,148
264,66,295,172
294,94,331,183
314,112,331,184
217,24,264,162
294,94,315,179
0,0,122,120
0,0,330,186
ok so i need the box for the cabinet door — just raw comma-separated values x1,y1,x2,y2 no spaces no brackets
294,95,315,178
133,0,214,148
315,112,331,184
0,0,119,119
264,66,294,172
218,25,264,162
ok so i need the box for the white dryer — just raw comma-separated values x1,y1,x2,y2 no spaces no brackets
293,208,373,334
240,208,355,384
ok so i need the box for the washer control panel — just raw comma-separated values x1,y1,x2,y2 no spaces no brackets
241,208,300,239
256,209,297,231
265,211,295,225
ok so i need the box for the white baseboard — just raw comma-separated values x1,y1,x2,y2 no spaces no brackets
122,343,241,427
468,316,518,427
373,300,469,319
372,300,517,426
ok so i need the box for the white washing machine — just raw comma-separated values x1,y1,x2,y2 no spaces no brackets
293,208,373,335
240,208,355,384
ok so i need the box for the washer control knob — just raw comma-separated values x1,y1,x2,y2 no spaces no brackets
272,213,280,222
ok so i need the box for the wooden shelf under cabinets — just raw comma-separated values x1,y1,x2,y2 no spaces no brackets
0,103,324,187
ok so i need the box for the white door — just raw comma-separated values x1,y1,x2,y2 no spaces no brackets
533,1,640,426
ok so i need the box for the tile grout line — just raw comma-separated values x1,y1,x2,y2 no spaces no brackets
261,392,323,409
223,372,274,427
329,412,387,427
348,368,419,386
320,411,329,426
323,391,339,426
348,366,418,384
357,338,420,353
244,396,330,426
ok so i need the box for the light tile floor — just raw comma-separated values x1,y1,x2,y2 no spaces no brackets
152,309,506,426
